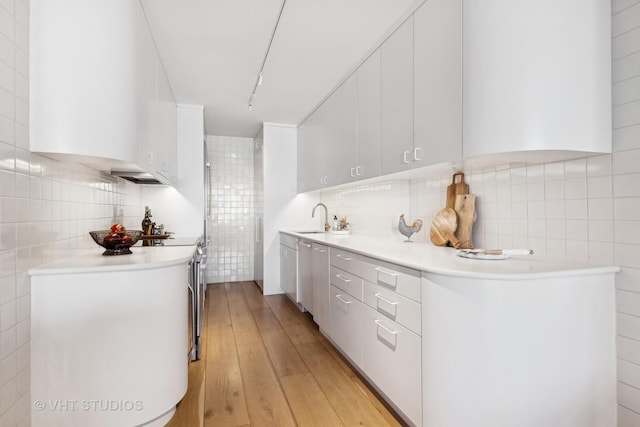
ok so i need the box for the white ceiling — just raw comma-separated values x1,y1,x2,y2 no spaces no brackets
141,0,425,138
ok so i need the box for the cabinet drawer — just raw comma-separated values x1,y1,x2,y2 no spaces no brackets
280,233,297,249
360,259,421,303
363,280,421,336
330,248,420,302
330,285,363,368
330,266,363,301
363,305,421,425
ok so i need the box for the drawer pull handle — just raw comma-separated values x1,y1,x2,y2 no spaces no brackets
374,319,398,335
299,242,312,248
335,294,352,304
313,247,326,253
336,254,352,261
375,267,397,276
335,274,351,283
374,293,398,306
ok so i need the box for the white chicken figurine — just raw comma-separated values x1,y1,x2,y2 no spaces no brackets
398,214,423,242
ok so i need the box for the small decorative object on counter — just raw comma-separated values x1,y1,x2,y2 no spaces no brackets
398,214,423,242
338,216,349,231
141,206,154,246
89,227,143,255
332,215,339,231
430,208,460,248
454,194,476,249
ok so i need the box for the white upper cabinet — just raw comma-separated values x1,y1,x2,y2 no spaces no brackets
31,0,178,184
414,0,462,166
462,0,611,158
353,50,381,182
31,0,138,164
380,17,414,176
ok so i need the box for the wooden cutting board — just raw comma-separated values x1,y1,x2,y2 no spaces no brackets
430,207,460,248
454,194,476,249
446,173,469,209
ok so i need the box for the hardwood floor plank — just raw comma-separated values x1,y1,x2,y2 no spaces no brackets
265,294,318,346
235,341,297,426
260,328,309,377
296,341,401,427
204,284,251,427
280,372,344,427
203,357,250,427
241,280,267,309
251,306,282,334
169,282,405,427
226,283,297,426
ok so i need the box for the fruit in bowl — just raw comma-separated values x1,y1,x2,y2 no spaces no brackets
89,228,143,256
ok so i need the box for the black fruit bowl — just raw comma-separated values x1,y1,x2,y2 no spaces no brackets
89,230,144,255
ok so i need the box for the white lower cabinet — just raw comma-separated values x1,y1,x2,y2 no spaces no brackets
311,243,330,333
329,284,364,369
298,240,313,311
363,305,421,426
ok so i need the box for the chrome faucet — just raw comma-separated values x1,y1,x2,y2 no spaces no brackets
312,203,330,232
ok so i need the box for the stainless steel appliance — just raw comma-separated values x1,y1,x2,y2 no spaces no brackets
186,238,206,361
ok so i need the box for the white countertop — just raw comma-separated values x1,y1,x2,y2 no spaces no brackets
29,245,196,276
281,230,619,280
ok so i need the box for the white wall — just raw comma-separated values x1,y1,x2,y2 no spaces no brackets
262,124,318,295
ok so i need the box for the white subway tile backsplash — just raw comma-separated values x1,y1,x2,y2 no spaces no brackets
615,198,640,220
564,158,587,179
613,149,640,174
617,267,640,293
566,199,588,219
614,76,640,106
618,404,640,427
614,124,640,152
588,198,614,220
614,27,640,60
613,0,640,15
588,176,613,198
614,100,640,128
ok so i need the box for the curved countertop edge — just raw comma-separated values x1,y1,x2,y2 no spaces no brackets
281,230,620,280
28,245,196,276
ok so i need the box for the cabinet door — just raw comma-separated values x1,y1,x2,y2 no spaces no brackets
330,285,363,368
363,305,421,425
298,241,313,310
356,50,381,181
414,0,462,167
380,17,414,176
156,68,177,181
311,244,329,332
280,244,296,301
136,4,158,172
335,75,358,185
297,121,313,192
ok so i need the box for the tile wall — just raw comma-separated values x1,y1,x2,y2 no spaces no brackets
0,1,142,425
321,1,640,424
205,135,256,283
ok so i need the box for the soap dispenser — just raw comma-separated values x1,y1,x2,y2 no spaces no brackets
332,215,339,231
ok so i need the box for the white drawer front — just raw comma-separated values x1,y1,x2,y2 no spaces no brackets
330,285,363,368
363,280,421,336
330,248,420,302
363,305,421,426
280,233,297,248
330,266,363,301
360,259,421,303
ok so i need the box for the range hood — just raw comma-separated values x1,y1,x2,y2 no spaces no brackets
110,171,168,185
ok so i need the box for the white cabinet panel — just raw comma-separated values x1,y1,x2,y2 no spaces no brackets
298,240,313,311
381,17,414,175
311,243,330,333
363,280,421,335
352,51,382,182
330,265,363,300
462,0,611,158
330,284,363,368
413,0,462,167
363,305,421,426
280,243,297,303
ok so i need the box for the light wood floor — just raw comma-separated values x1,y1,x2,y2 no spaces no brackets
166,281,404,427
